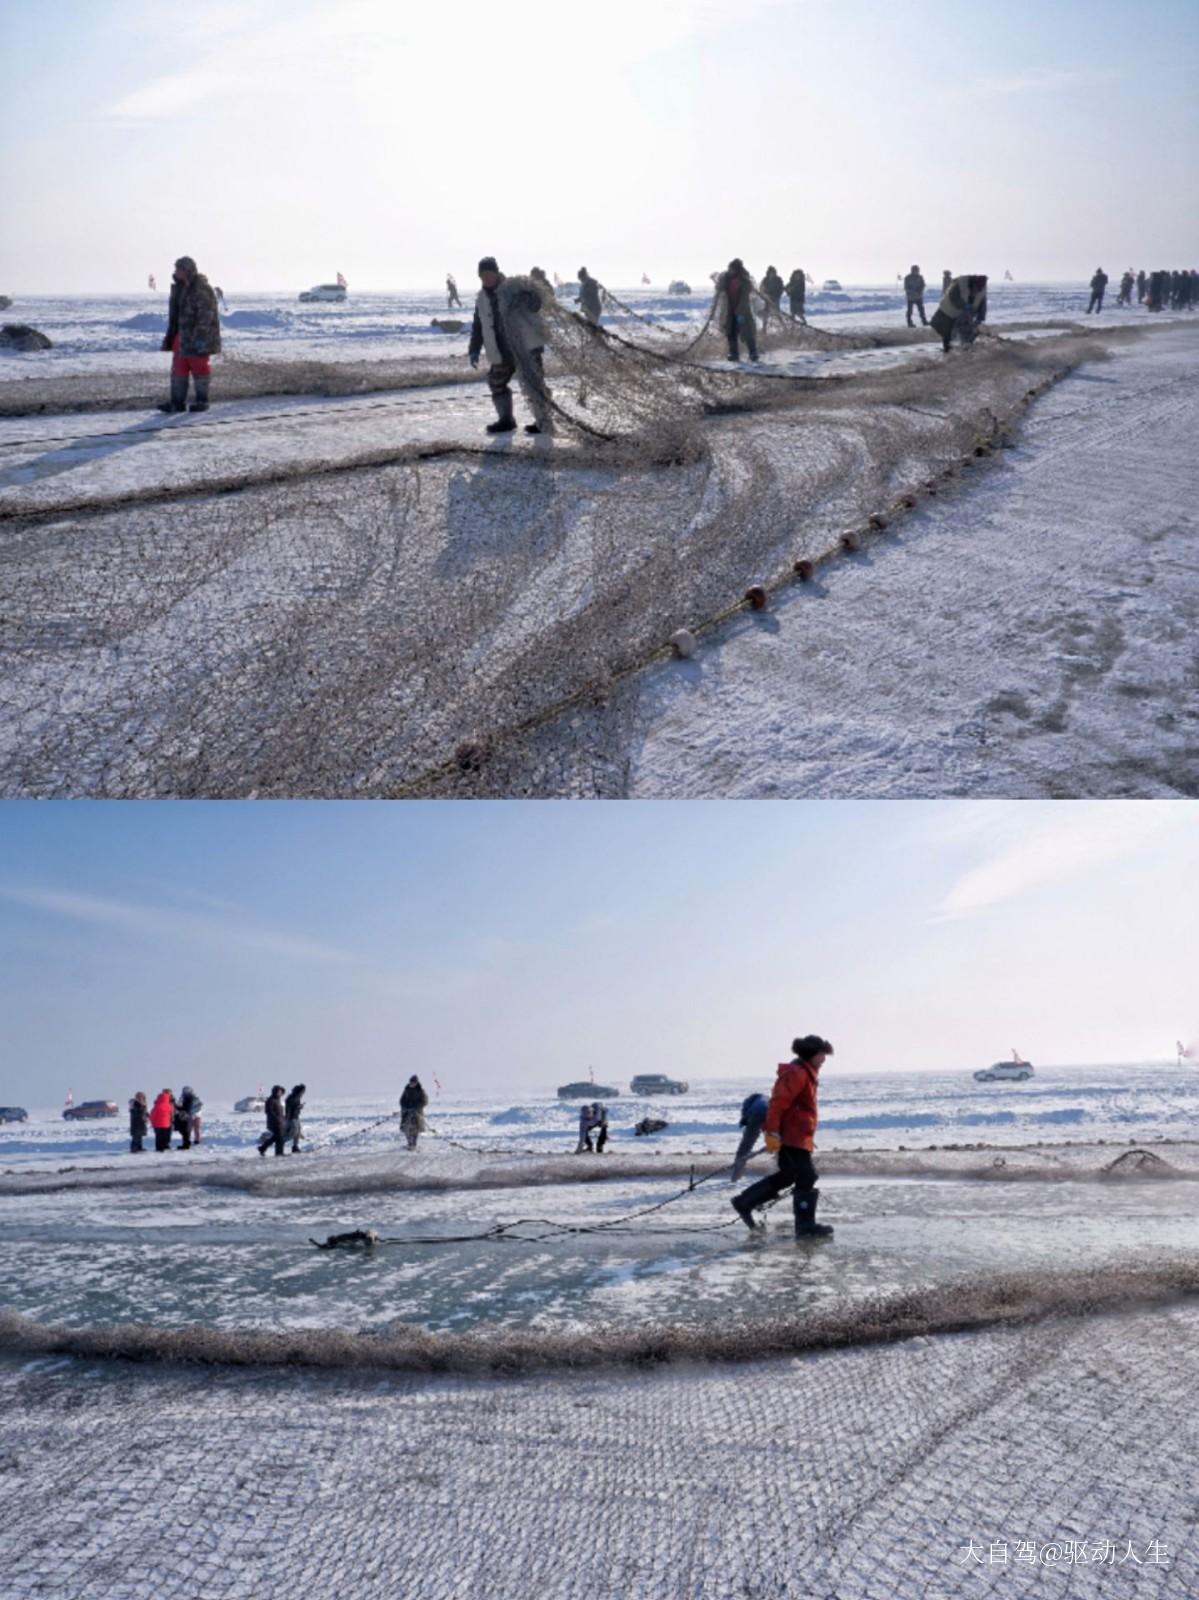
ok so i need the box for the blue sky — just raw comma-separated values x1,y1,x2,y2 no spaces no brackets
0,801,1194,1104
2,0,1195,290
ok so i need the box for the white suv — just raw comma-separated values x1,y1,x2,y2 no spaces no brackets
973,1061,1034,1083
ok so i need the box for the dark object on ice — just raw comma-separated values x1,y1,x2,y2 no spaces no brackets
454,740,490,773
0,1106,28,1123
1101,1148,1175,1178
558,1081,620,1099
745,585,768,610
635,1116,668,1136
0,324,52,351
667,280,692,296
431,318,465,333
63,1099,119,1120
0,295,12,311
794,559,815,581
310,1229,380,1250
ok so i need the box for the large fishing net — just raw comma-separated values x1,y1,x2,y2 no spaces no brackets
1,1290,1196,1598
0,282,1117,797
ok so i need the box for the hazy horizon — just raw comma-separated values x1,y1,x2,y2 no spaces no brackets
2,0,1196,296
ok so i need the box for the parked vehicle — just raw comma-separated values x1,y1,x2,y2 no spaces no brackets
234,1093,266,1113
557,1081,620,1099
666,280,692,296
974,1056,1035,1083
298,283,346,303
62,1100,120,1120
629,1073,689,1096
0,1106,28,1123
820,278,844,292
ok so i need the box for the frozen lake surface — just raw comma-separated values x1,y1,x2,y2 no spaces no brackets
2,1071,1196,1597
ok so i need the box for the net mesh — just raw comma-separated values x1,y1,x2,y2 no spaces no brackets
0,295,1109,797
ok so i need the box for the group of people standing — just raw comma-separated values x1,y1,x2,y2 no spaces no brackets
1104,268,1197,313
129,1087,203,1152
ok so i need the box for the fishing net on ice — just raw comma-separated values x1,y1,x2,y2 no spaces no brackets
0,280,1104,797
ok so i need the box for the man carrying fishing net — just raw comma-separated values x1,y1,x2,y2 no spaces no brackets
468,256,555,436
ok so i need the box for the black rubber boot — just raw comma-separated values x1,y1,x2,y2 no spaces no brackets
732,1174,775,1230
158,375,188,414
486,416,517,434
795,1187,834,1239
188,377,210,413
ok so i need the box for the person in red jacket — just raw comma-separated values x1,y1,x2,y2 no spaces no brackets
149,1088,176,1153
731,1035,834,1238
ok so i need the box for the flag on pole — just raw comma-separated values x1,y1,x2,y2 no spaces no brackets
64,1088,74,1108
336,272,347,288
432,1073,442,1093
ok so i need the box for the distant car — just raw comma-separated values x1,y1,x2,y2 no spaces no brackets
820,278,844,292
234,1094,266,1113
973,1061,1035,1083
0,1106,28,1123
298,283,346,303
558,1082,620,1099
666,280,692,296
62,1100,119,1120
629,1074,689,1096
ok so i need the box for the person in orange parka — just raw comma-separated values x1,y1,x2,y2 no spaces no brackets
731,1035,835,1238
149,1088,176,1153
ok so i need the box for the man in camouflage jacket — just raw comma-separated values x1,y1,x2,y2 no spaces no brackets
159,255,222,413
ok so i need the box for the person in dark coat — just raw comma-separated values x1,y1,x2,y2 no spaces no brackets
400,1075,429,1150
1136,269,1147,303
129,1092,149,1154
784,268,807,322
447,274,463,309
284,1084,306,1153
1116,271,1134,307
931,275,988,352
759,266,784,330
468,257,554,435
903,265,927,327
576,268,603,325
575,1101,609,1153
731,1090,768,1181
258,1086,287,1157
158,256,221,414
150,1089,176,1152
175,1085,202,1150
1086,268,1108,314
942,269,953,293
732,1036,835,1238
715,258,758,362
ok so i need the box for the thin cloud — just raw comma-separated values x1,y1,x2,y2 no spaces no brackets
948,66,1120,101
0,883,356,967
932,805,1192,921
